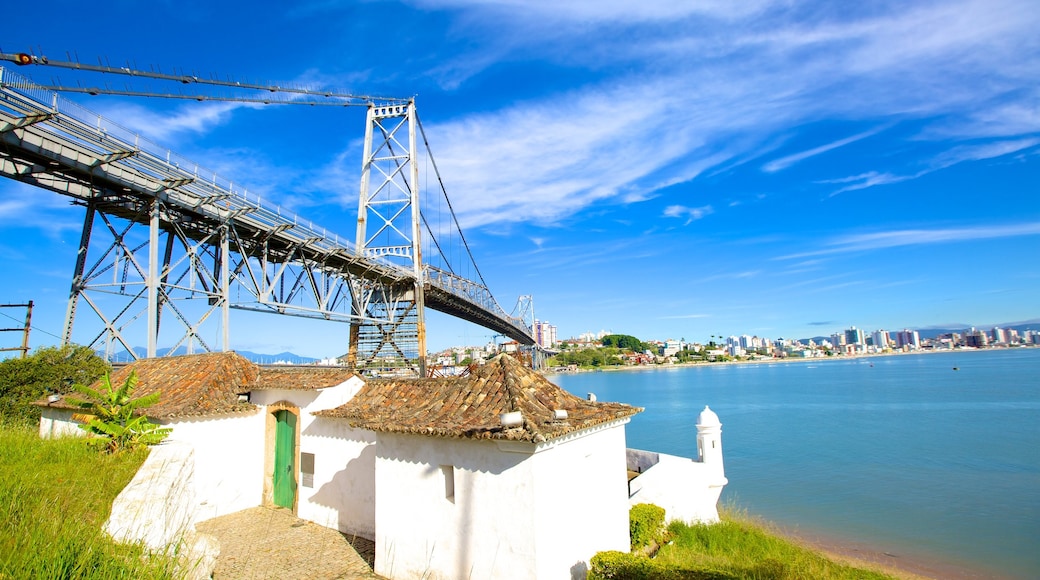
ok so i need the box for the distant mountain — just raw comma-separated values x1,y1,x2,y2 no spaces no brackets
99,347,320,365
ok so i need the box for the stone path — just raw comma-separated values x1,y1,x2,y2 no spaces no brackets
196,506,382,579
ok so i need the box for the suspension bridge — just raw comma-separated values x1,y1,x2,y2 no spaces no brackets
0,52,539,375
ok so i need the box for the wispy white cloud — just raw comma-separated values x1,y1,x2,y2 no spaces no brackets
663,205,714,225
821,171,914,195
763,126,887,172
778,222,1040,260
657,313,712,320
0,183,81,238
931,137,1040,169
822,136,1040,195
98,101,246,143
403,0,1040,226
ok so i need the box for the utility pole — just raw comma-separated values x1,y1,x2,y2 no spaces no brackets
0,301,33,358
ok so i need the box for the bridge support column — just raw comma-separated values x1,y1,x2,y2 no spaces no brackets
146,198,160,358
220,224,230,351
62,202,95,346
352,100,427,376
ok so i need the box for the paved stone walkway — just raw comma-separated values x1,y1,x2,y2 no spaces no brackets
196,506,382,579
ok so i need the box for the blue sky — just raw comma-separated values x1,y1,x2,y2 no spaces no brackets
1,0,1038,357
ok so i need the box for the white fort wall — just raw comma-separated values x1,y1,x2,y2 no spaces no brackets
161,412,266,522
373,419,632,580
251,376,376,538
531,420,632,580
39,406,85,438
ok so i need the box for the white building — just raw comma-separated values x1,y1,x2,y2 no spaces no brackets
535,319,558,349
38,352,728,580
895,329,921,350
871,330,891,351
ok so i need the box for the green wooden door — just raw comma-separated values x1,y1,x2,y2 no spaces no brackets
273,410,297,509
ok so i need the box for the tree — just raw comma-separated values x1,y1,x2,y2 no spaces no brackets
71,371,171,453
0,345,110,425
601,334,650,352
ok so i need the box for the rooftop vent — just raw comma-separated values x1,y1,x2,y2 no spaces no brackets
500,411,523,428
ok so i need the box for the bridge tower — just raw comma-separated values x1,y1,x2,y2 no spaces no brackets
348,101,427,376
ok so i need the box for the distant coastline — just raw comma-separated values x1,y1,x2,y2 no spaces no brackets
545,345,1026,376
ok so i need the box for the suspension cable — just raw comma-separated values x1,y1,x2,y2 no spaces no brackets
416,112,490,289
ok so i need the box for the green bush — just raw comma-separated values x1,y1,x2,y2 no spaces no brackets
630,503,666,549
0,345,110,425
589,550,734,580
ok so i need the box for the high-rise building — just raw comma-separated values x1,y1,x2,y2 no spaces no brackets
991,327,1008,344
894,329,920,349
871,330,891,350
534,320,558,348
845,326,865,346
965,328,988,348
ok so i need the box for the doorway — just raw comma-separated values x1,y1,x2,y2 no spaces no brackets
273,409,297,509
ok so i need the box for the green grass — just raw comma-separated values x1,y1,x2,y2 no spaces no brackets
0,422,174,579
591,507,900,580
652,508,896,580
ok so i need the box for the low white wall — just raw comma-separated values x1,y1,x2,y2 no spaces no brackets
38,407,85,438
104,440,219,580
105,440,198,550
627,451,727,524
163,412,266,522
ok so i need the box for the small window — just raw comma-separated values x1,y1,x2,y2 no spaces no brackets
301,452,315,488
441,465,455,503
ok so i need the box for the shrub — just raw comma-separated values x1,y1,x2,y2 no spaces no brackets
0,345,109,425
71,370,171,453
589,550,734,580
630,503,666,549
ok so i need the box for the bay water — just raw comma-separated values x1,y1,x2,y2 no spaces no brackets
551,348,1040,579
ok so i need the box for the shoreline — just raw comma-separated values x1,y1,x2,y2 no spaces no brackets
775,525,1016,580
547,344,1027,376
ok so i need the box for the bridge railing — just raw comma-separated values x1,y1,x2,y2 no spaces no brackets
424,266,533,337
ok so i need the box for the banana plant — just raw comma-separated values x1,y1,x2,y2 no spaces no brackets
70,371,172,453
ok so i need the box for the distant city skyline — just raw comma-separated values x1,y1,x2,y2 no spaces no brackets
1,1,1038,358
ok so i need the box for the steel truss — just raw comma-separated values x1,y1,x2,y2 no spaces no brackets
0,66,536,366
349,102,427,375
0,67,412,360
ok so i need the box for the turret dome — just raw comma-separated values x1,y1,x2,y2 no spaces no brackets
696,405,721,427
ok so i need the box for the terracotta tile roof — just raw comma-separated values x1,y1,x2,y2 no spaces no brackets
254,367,357,390
37,353,360,419
316,354,641,443
106,352,260,419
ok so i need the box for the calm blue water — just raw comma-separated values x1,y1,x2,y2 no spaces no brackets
552,349,1040,579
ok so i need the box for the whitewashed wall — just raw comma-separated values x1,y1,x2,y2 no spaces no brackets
626,452,727,524
374,433,536,580
532,421,632,579
39,407,85,438
252,377,376,538
163,412,266,522
373,419,632,580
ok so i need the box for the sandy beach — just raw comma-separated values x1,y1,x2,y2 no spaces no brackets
782,528,1016,580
